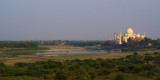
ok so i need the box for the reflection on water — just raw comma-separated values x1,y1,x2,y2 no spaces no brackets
0,49,121,57
36,49,121,55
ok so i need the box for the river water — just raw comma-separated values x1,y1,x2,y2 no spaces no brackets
0,49,121,57
36,49,121,55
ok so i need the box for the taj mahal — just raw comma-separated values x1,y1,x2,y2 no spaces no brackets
114,27,146,44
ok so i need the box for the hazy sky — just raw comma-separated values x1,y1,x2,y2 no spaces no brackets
0,0,160,40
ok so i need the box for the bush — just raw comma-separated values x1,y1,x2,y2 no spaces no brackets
144,56,153,63
133,52,138,55
98,68,110,76
147,71,155,78
155,77,160,80
154,52,158,55
126,55,132,58
118,66,127,72
55,72,67,80
114,74,126,80
143,65,154,71
154,55,160,64
145,53,150,55
0,63,5,66
15,63,29,67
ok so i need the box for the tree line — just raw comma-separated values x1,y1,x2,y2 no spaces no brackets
0,38,160,50
38,40,110,47
0,41,38,48
121,38,160,51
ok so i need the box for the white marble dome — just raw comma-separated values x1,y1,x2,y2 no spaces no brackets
126,27,133,34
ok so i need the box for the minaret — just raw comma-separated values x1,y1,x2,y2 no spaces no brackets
124,33,128,43
143,32,145,37
119,32,122,44
108,37,111,41
114,32,117,41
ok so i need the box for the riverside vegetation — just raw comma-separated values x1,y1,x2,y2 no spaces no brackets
0,41,85,54
0,51,160,80
0,41,48,54
0,38,160,80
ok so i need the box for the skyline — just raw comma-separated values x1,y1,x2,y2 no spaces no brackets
0,0,160,40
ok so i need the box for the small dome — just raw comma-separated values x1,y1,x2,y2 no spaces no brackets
126,27,133,34
141,35,145,38
136,32,140,38
133,35,136,38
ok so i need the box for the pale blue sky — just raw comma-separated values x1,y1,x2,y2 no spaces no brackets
0,0,160,40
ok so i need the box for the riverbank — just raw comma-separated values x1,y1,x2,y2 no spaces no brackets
1,50,160,65
42,46,86,52
0,46,86,54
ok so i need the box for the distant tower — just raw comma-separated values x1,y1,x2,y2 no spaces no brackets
119,32,122,44
114,32,117,41
124,33,128,43
108,37,111,41
143,32,145,37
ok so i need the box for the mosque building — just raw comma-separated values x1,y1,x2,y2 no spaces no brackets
114,27,146,44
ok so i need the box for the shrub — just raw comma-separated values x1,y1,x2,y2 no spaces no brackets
55,72,67,80
126,55,132,58
0,63,5,66
144,56,153,63
114,74,126,80
154,55,160,64
143,65,154,71
133,52,138,55
145,53,150,55
154,52,158,55
98,68,110,76
155,77,160,80
147,71,155,78
118,66,127,72
15,63,29,67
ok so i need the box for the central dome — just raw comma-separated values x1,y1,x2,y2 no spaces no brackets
126,27,133,34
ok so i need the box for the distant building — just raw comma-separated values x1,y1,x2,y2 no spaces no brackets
114,27,145,44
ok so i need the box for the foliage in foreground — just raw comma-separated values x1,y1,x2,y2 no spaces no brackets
0,52,160,80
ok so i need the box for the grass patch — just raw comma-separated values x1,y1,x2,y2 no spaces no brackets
0,46,85,55
42,46,86,52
